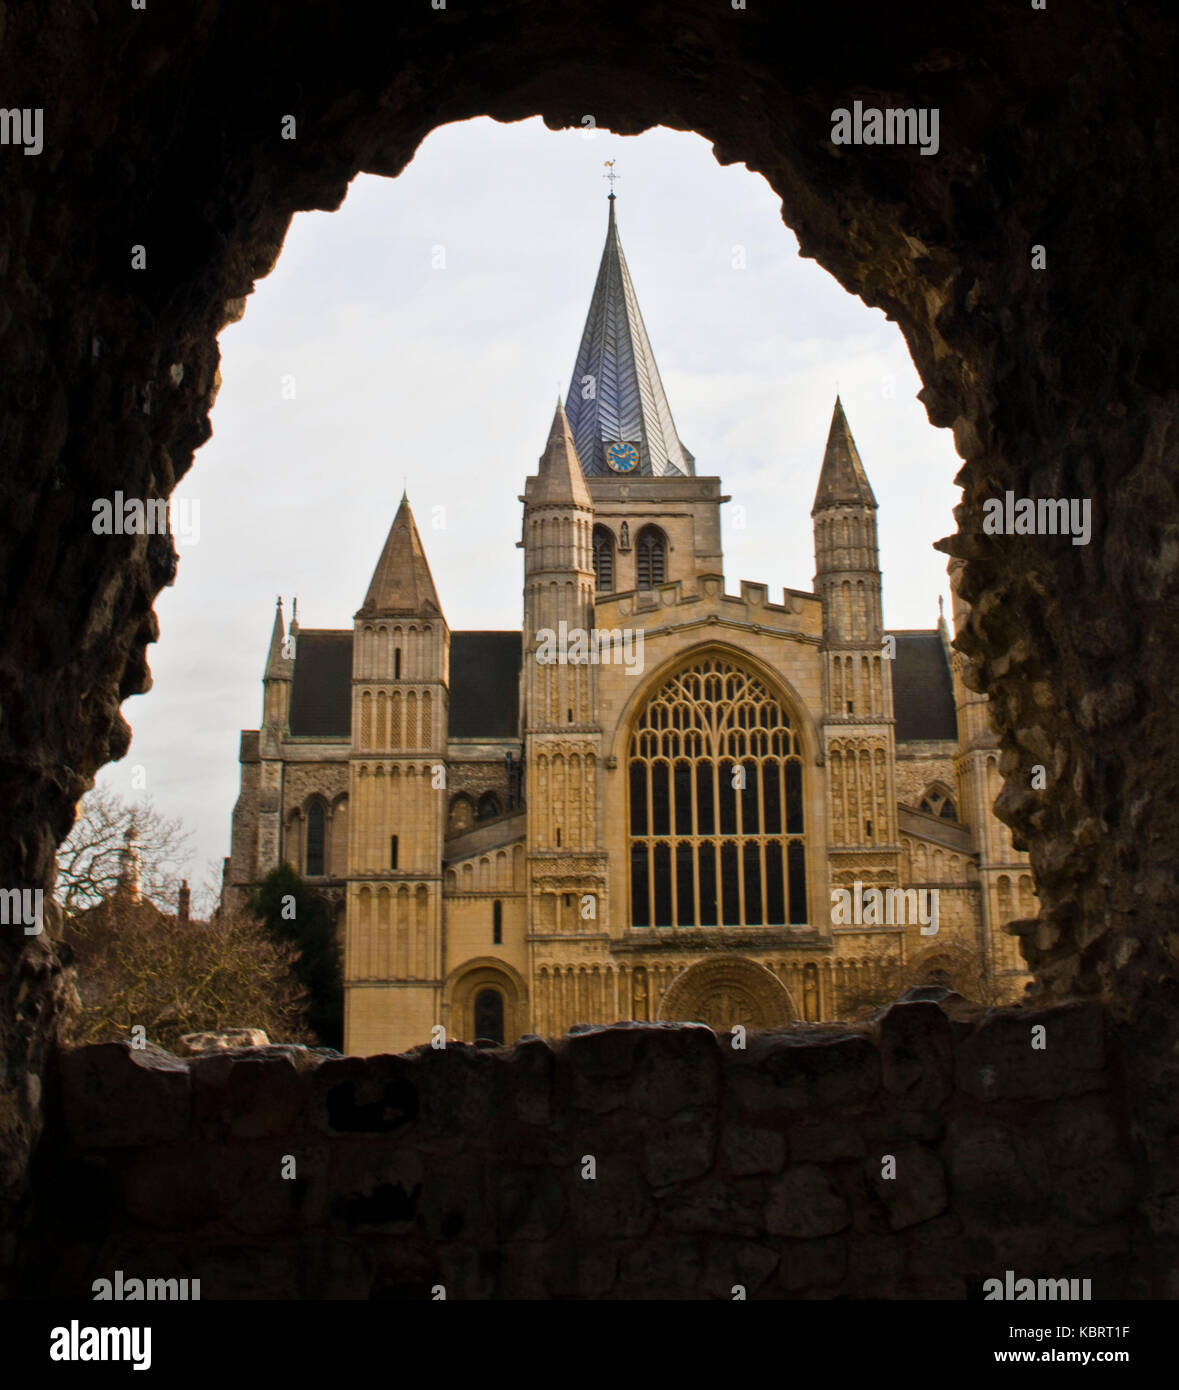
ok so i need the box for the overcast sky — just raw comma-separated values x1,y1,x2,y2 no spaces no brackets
95,117,964,910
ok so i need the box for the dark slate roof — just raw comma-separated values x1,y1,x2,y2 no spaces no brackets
283,630,521,740
289,630,353,737
449,632,521,739
891,632,959,741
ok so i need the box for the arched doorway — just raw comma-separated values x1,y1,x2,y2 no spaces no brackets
657,955,795,1030
444,958,528,1046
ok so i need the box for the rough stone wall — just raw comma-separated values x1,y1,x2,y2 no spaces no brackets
19,1007,1165,1300
2,0,1179,1294
894,746,957,808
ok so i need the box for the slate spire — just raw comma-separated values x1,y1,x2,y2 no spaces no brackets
812,396,877,512
564,197,694,478
359,493,443,618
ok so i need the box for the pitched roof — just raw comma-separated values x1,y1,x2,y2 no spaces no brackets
891,631,959,741
564,197,694,478
449,632,522,738
531,400,592,508
289,631,353,737
358,494,443,620
812,396,877,512
283,630,521,741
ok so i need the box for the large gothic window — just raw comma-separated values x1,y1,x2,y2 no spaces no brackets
628,655,807,928
305,800,326,877
635,525,667,588
592,525,615,593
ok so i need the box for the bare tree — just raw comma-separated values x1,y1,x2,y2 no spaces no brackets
64,897,316,1052
836,941,1005,1020
54,786,192,920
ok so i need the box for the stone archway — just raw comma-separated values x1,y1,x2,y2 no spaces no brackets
443,957,528,1047
2,0,1178,1287
658,955,795,1030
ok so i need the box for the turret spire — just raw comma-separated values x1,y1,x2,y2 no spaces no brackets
359,493,443,619
533,399,592,508
264,596,289,679
812,396,877,512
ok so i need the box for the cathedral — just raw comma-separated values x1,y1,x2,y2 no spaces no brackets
222,195,1035,1056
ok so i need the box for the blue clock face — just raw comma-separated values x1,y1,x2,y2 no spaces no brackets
606,441,639,473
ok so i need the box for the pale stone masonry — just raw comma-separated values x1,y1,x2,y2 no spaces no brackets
222,198,1034,1056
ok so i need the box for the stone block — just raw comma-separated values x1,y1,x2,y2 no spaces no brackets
179,1028,268,1053
494,1165,566,1242
765,1165,851,1238
417,1154,490,1242
191,1243,294,1299
846,1232,906,1295
722,1122,786,1176
60,1043,190,1149
659,1179,765,1237
733,1031,880,1113
789,1119,866,1162
311,1055,420,1136
1035,1094,1122,1168
618,1239,702,1298
879,1001,953,1110
120,1146,221,1231
643,1109,717,1187
1052,1155,1137,1225
864,1144,948,1230
955,1002,1106,1101
948,1120,1050,1226
781,1235,847,1291
191,1053,303,1139
569,1156,655,1240
702,1240,780,1298
494,1036,555,1126
629,1024,721,1118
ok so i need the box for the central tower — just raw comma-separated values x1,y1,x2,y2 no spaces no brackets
564,195,725,598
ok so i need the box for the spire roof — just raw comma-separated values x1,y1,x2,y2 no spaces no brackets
812,396,877,512
531,399,593,508
564,198,694,478
264,597,291,680
358,494,443,619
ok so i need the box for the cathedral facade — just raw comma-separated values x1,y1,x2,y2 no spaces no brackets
222,197,1035,1056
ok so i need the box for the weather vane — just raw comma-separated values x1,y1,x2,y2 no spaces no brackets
603,160,620,195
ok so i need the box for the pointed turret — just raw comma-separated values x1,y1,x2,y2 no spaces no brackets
262,597,293,729
358,493,443,620
264,596,290,679
565,197,694,478
532,399,593,508
812,397,877,513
